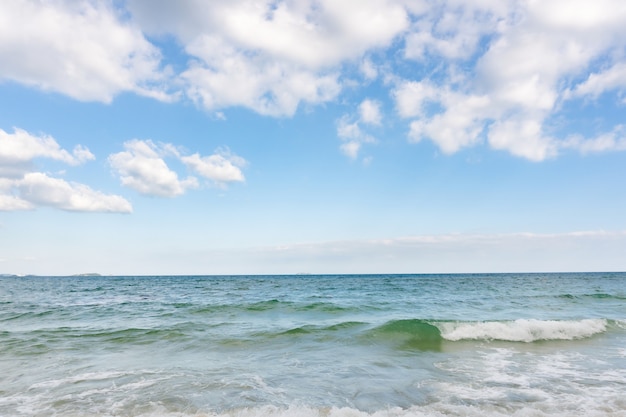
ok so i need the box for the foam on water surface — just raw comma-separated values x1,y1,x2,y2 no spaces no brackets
437,318,608,342
1,273,625,416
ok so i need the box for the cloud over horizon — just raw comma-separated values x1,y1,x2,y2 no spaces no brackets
69,229,626,276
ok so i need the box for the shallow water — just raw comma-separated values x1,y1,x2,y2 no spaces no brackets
1,273,625,416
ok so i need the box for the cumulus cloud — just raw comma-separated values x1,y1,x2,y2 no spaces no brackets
129,0,408,67
404,1,507,61
360,58,379,80
358,99,382,125
336,111,377,160
0,0,170,102
181,149,247,187
336,98,385,159
0,128,94,175
569,62,626,99
129,0,408,116
108,140,246,197
395,0,626,160
0,128,131,213
17,173,132,213
562,126,626,154
3,1,626,163
0,196,32,211
487,117,558,161
407,91,491,154
182,39,341,116
393,80,440,119
108,140,199,197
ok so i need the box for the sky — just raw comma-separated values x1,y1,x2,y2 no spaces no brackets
1,0,626,275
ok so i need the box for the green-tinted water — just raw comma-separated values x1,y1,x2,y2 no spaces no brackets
1,273,625,416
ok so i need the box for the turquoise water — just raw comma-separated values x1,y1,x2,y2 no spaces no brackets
1,273,625,416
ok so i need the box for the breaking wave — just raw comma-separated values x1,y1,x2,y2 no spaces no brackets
367,318,612,345
437,318,609,342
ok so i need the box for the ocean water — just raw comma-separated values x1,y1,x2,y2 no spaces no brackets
1,273,625,416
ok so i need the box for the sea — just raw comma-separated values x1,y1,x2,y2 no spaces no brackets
1,273,625,416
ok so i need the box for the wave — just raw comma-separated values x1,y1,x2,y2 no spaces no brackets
366,318,613,345
215,318,617,349
112,403,626,417
245,300,357,314
10,399,626,417
23,326,193,345
2,317,617,356
2,309,57,321
368,319,443,351
557,293,626,300
187,300,358,316
438,318,609,342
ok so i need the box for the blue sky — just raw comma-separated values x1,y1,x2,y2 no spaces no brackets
1,0,626,275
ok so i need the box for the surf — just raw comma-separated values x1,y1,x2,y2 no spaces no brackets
363,318,613,347
435,318,609,342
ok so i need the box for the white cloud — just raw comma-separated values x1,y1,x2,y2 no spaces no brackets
223,0,406,68
339,141,362,160
529,0,626,31
182,40,341,116
108,140,199,197
336,115,376,160
0,194,33,211
404,1,507,61
247,230,626,273
395,81,493,154
394,0,626,160
336,98,383,159
181,149,246,187
17,173,132,213
569,62,626,99
562,126,626,154
0,127,130,213
3,1,626,163
487,117,558,161
360,58,379,80
410,92,491,154
0,128,94,177
337,117,362,140
109,140,247,196
130,0,408,67
394,80,440,119
129,0,408,116
477,31,574,112
0,0,169,103
126,230,626,275
358,99,382,125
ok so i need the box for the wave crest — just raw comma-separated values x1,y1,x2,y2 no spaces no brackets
437,319,608,342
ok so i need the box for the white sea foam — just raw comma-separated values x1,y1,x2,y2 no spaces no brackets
430,346,626,417
437,319,607,342
41,402,626,417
